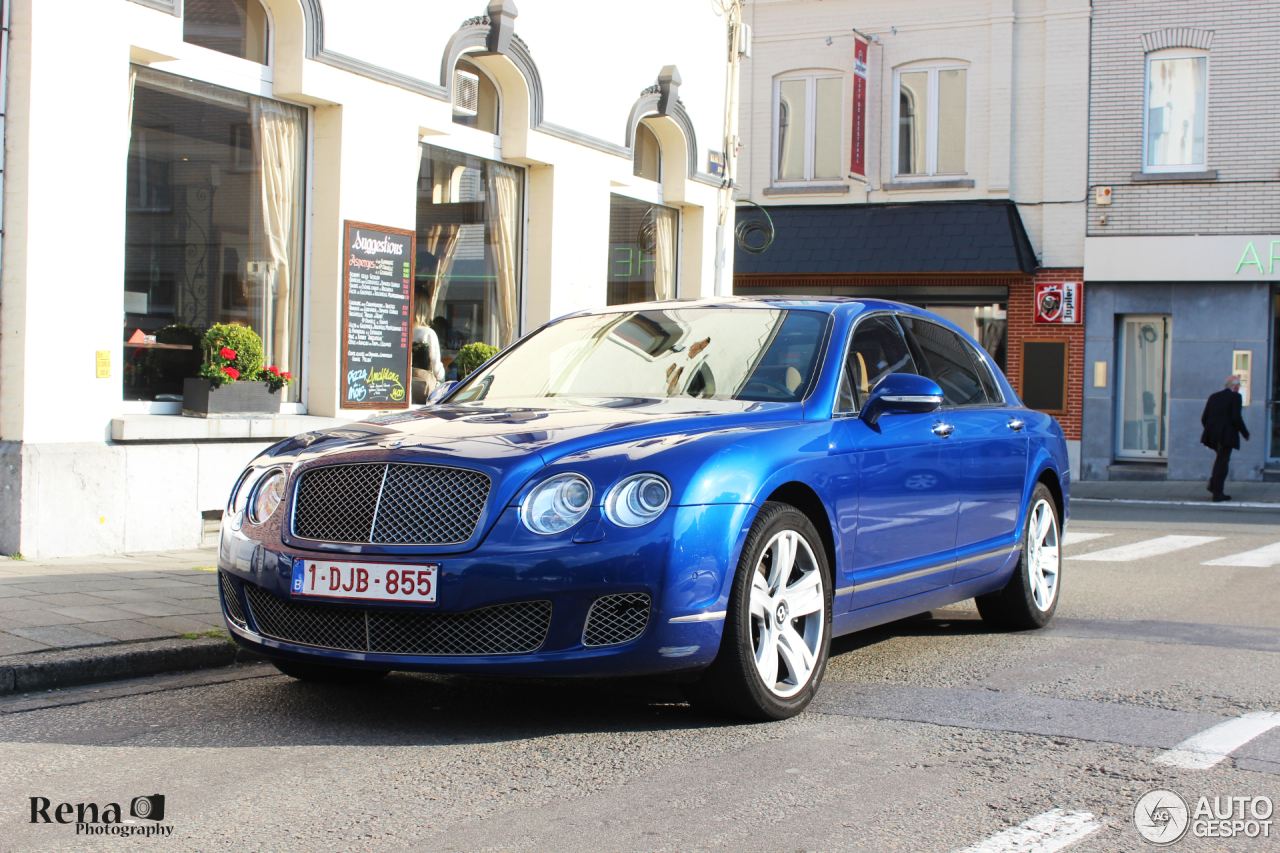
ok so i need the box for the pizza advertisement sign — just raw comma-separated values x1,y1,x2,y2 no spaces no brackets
1034,282,1081,324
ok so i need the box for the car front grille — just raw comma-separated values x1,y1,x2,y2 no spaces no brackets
220,572,248,628
291,462,491,545
243,585,552,656
582,592,651,647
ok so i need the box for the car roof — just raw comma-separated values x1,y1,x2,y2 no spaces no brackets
564,295,922,318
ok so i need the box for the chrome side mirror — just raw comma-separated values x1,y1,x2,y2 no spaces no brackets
426,380,458,405
860,373,944,427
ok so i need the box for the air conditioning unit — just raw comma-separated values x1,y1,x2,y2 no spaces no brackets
453,68,480,117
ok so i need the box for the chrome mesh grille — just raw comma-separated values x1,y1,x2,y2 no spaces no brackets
220,572,248,628
292,462,490,545
582,592,651,647
244,585,551,656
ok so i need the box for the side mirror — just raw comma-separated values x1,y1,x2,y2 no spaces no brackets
426,380,458,405
860,373,943,427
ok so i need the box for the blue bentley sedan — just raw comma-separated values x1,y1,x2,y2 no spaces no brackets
219,297,1068,720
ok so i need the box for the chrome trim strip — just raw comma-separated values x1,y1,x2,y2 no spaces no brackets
367,463,391,541
855,545,1018,592
668,611,727,623
834,585,854,596
956,545,1019,568
881,395,944,404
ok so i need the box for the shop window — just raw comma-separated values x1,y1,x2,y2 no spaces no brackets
607,195,678,305
415,145,522,377
1022,340,1069,414
183,0,269,65
633,122,661,183
774,74,843,183
452,58,500,134
894,65,967,176
123,67,306,402
1144,49,1207,171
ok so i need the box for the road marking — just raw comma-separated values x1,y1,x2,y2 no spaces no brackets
953,809,1102,853
1063,531,1111,547
1154,711,1280,769
1067,534,1222,562
1203,541,1280,567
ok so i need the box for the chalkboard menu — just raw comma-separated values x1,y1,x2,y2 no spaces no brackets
342,220,416,409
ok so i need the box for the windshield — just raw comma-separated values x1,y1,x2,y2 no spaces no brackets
450,307,829,403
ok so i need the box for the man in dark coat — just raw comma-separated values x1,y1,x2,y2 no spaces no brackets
1201,376,1250,502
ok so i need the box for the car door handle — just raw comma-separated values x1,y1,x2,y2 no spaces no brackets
1007,418,1026,433
932,422,955,438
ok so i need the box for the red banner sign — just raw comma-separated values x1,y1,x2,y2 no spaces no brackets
850,38,868,178
1034,282,1081,324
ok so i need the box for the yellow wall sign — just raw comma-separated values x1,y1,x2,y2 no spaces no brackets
95,350,111,378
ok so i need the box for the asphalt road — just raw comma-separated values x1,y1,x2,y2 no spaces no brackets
2,503,1279,852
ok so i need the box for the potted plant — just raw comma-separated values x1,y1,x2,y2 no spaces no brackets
182,324,294,417
454,342,500,380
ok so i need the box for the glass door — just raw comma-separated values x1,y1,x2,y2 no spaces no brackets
1116,315,1172,459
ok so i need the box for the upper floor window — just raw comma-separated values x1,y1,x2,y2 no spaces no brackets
633,122,662,183
774,74,843,183
1145,49,1207,171
894,65,967,176
452,58,500,134
183,0,269,65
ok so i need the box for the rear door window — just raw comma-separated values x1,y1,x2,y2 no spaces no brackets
898,315,989,407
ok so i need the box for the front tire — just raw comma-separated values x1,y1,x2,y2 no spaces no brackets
683,502,833,721
976,483,1061,630
270,658,391,684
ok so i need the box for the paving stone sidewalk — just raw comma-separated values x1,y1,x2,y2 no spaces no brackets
1072,480,1280,504
0,548,222,656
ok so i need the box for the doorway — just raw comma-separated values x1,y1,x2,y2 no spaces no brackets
1116,315,1171,459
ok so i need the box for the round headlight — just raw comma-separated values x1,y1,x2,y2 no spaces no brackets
604,474,671,528
228,468,261,515
521,473,593,535
249,468,288,524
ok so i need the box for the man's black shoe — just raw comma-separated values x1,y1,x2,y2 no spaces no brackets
1212,493,1232,502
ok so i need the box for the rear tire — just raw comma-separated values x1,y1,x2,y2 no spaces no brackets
270,658,390,684
976,483,1061,630
682,502,833,721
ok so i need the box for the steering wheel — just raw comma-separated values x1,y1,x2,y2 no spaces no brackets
742,377,792,398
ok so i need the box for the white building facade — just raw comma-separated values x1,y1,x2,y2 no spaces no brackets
0,0,743,558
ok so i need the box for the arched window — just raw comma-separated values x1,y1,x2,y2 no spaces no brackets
452,58,500,134
633,122,661,182
183,0,269,65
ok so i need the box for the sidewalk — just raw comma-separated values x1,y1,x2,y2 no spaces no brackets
1071,480,1280,504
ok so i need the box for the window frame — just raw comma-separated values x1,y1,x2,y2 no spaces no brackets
900,315,1001,410
891,63,970,179
1142,47,1210,174
833,310,917,416
771,72,846,185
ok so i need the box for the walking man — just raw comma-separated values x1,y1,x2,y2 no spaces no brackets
1200,375,1250,502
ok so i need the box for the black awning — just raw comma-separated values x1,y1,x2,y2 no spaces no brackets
734,200,1037,276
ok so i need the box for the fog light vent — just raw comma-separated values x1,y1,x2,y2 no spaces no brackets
582,592,651,647
220,572,248,628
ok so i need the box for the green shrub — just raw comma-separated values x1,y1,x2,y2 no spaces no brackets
455,342,499,379
200,324,265,387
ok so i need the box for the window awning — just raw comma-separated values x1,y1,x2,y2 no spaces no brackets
734,200,1038,276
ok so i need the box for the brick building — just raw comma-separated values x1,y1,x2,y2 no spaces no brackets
1081,1,1280,481
733,0,1090,476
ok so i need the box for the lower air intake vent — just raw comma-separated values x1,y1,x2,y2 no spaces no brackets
220,572,248,628
582,592,651,647
243,585,551,656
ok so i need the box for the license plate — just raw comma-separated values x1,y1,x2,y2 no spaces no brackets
290,558,438,603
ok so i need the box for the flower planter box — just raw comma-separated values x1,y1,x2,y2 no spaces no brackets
182,378,281,418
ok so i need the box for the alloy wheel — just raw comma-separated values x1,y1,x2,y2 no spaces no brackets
1026,498,1060,612
749,529,826,697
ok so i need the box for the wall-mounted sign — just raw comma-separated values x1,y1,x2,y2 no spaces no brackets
1085,235,1280,281
707,150,725,178
850,37,868,178
342,220,415,409
1034,282,1081,324
95,350,111,379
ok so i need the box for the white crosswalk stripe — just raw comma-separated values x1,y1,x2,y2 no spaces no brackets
1203,541,1280,567
1154,712,1280,769
1063,532,1112,547
952,809,1103,853
1067,535,1223,562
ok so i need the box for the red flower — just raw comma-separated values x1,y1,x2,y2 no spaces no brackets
222,367,240,380
282,372,292,380
219,347,237,360
267,365,280,376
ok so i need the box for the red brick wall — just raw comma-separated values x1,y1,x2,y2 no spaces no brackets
1006,269,1084,440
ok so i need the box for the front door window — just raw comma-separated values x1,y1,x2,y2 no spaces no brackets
1117,315,1172,459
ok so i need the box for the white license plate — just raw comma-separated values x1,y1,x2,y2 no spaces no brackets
290,558,438,603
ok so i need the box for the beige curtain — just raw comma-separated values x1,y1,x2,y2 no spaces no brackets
653,207,677,301
423,223,462,324
253,98,305,375
485,163,521,347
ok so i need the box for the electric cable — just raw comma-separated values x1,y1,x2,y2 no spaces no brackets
735,201,775,254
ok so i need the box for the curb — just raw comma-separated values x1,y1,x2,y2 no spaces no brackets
1073,497,1280,510
0,637,258,696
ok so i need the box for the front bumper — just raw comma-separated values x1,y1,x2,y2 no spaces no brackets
218,504,751,677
